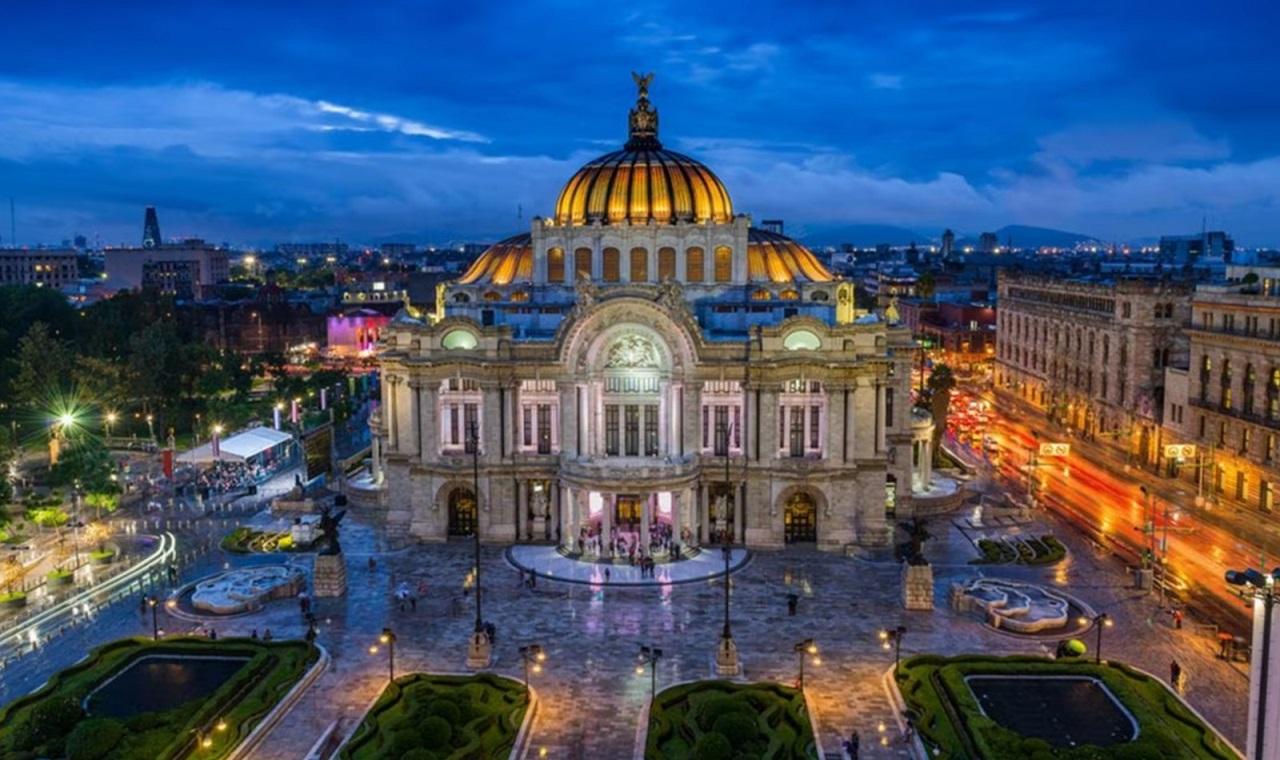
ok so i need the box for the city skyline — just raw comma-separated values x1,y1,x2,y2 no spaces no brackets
1,1,1279,246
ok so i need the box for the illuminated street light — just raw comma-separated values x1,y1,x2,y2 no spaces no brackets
371,627,397,683
880,625,907,670
637,645,663,701
518,643,546,701
1076,613,1113,664
793,639,819,689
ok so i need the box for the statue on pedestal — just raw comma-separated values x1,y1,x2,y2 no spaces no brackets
317,506,346,556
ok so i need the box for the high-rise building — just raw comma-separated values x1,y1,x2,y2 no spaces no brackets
142,206,162,248
1159,231,1234,265
979,231,999,254
368,78,932,552
0,248,77,289
940,228,955,260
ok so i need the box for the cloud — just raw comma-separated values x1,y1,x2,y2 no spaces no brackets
867,73,903,90
1035,121,1229,167
0,79,486,163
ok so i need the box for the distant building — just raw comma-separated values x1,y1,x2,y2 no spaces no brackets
0,248,77,289
142,206,162,248
979,232,999,254
899,298,996,377
760,219,784,235
1159,231,1234,264
102,208,231,297
995,272,1191,467
276,242,349,262
327,307,392,359
379,243,416,259
940,229,955,260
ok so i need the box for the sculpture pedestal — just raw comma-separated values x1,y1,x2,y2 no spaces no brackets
531,516,547,542
312,553,347,598
466,631,492,669
714,634,741,677
902,563,934,610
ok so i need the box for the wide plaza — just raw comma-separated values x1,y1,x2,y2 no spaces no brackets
0,483,1249,759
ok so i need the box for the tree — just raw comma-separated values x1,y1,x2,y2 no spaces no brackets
926,363,956,466
0,555,24,596
10,322,77,407
48,438,116,494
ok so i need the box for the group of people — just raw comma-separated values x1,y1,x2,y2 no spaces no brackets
394,580,428,612
575,522,684,563
196,460,267,494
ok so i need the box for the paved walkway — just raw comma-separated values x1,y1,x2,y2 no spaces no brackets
507,545,751,585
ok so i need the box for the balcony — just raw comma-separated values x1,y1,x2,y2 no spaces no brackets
1188,397,1280,432
558,453,703,490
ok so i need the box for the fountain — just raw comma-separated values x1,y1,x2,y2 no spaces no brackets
189,565,305,615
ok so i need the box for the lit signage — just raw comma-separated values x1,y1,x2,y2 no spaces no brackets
1164,444,1196,460
1038,442,1070,457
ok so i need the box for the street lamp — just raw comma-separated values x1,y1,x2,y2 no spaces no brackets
104,411,117,439
637,645,663,701
370,627,397,683
147,595,160,640
713,422,740,676
880,625,907,670
465,421,491,668
793,639,819,690
1076,612,1112,664
1226,567,1280,760
518,644,546,701
146,414,155,442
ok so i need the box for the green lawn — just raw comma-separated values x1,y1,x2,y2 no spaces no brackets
896,654,1238,760
0,637,318,760
340,672,528,760
646,680,817,759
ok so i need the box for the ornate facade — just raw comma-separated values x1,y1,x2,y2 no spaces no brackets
368,77,923,552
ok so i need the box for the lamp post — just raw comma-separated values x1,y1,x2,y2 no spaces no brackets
146,414,155,442
637,645,663,701
880,625,907,671
714,423,740,676
518,644,546,701
1226,567,1280,760
375,627,396,683
793,639,819,690
1076,612,1112,664
465,421,491,668
104,411,117,439
147,595,159,640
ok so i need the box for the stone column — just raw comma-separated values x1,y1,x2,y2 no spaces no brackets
733,483,745,543
371,435,384,483
407,381,421,457
561,485,576,551
517,480,528,542
698,486,709,545
601,493,613,554
876,383,887,453
658,381,669,456
420,383,438,463
640,493,652,556
386,378,398,452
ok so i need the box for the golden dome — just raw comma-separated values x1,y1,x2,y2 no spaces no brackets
457,233,531,285
747,228,834,283
552,74,733,226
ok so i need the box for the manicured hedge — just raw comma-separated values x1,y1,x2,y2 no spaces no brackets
221,527,306,553
341,672,527,760
896,654,1237,759
646,680,817,760
971,535,1065,566
0,637,318,760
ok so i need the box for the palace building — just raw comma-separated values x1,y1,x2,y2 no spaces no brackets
365,76,931,554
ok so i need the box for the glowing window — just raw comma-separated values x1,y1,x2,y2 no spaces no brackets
783,330,821,351
630,247,648,282
603,248,620,282
575,247,593,280
442,330,478,350
547,248,565,283
686,247,705,282
714,246,732,282
658,247,676,280
780,289,800,301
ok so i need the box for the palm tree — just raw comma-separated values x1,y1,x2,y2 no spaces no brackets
926,363,956,466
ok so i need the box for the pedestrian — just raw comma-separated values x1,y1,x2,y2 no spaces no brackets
787,593,799,616
1173,609,1184,630
410,595,417,612
304,625,316,644
209,628,217,641
263,628,273,641
604,567,611,584
1170,660,1182,691
849,729,861,758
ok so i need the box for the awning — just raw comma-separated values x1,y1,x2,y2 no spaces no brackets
177,426,293,463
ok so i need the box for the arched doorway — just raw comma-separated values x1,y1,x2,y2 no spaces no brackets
783,492,817,544
448,487,477,537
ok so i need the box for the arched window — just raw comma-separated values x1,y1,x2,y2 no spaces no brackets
810,291,829,302
751,289,771,301
483,290,502,301
713,246,732,282
546,247,565,283
658,247,676,280
629,247,648,282
686,247,704,282
779,289,800,301
574,247,593,280
602,247,620,282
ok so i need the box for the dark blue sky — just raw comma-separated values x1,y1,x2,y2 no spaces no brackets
2,1,1279,246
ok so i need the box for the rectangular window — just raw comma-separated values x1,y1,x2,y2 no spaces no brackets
1269,434,1277,462
463,403,478,453
1236,470,1247,500
732,405,741,449
714,247,732,282
1198,415,1206,439
522,405,533,447
602,248,620,282
624,404,640,456
547,248,565,283
686,248,705,282
575,248,592,280
644,404,659,456
789,406,805,457
449,404,460,446
778,405,787,451
630,248,648,282
1263,480,1273,511
537,403,552,454
809,405,821,449
1243,427,1253,455
885,388,895,428
714,405,729,455
605,405,620,456
658,248,676,280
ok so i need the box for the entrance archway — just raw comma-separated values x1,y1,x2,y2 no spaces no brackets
447,487,477,536
783,492,817,544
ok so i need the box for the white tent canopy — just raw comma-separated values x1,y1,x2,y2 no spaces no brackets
178,426,294,463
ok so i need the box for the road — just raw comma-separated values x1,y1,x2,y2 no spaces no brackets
951,386,1260,635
